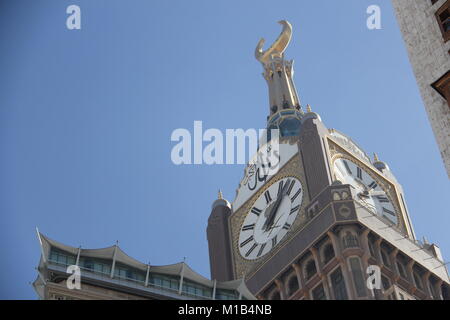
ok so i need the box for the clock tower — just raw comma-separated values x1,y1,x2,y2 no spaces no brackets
207,21,450,300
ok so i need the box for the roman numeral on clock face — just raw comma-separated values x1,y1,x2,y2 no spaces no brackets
287,180,296,195
272,236,278,248
242,224,255,231
291,188,302,202
368,181,378,190
264,190,272,204
357,167,363,180
382,207,395,217
251,207,262,216
376,196,389,203
277,180,284,196
290,205,300,215
257,243,266,258
240,236,254,248
245,243,258,257
283,223,291,230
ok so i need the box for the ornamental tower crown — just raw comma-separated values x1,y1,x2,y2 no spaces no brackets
255,20,304,139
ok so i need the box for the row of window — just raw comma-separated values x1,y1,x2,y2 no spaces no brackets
304,267,350,300
48,248,239,300
367,236,442,299
267,228,446,300
268,231,367,299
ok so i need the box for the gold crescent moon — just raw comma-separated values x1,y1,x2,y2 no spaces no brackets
255,20,292,64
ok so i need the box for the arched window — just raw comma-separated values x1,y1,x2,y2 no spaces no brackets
367,236,376,257
322,244,335,265
413,271,423,291
342,231,359,249
305,259,317,280
286,275,299,297
429,278,438,299
396,259,407,279
380,246,391,268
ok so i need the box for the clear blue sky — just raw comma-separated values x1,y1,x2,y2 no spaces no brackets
1,0,449,299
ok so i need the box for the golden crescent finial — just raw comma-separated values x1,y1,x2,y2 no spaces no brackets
374,153,379,162
255,20,292,64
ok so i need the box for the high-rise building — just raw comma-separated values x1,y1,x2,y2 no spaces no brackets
207,20,450,300
391,0,450,178
33,232,255,300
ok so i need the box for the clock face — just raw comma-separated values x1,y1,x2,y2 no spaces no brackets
333,158,398,225
238,176,303,260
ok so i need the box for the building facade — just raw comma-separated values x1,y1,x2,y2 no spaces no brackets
207,21,450,300
33,232,255,300
391,0,450,178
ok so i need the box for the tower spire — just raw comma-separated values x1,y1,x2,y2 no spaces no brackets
255,20,301,117
373,153,379,162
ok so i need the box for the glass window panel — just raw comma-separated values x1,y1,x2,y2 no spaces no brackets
349,257,367,297
312,284,326,300
330,268,348,300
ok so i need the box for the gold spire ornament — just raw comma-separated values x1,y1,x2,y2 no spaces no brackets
374,153,379,162
255,20,292,65
306,104,312,113
255,20,301,115
218,190,223,200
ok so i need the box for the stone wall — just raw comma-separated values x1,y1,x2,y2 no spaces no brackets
391,0,450,177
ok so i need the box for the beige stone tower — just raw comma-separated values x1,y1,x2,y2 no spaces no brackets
391,0,450,178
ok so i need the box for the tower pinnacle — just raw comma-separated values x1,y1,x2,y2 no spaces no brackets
255,20,301,117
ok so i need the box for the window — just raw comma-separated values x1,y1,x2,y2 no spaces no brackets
342,232,359,249
84,259,94,270
396,259,408,280
368,239,376,257
429,279,438,299
215,289,238,300
150,274,179,291
182,281,212,298
349,257,367,297
380,247,391,268
286,275,299,297
432,70,450,109
330,268,348,300
322,244,335,265
49,249,76,266
381,275,391,291
413,267,424,291
305,259,317,280
311,284,327,300
113,265,145,281
436,1,450,42
413,272,423,290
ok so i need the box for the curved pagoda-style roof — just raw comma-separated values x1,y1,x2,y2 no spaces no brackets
36,232,255,299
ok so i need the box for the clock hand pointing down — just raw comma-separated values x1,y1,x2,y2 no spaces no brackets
262,178,291,232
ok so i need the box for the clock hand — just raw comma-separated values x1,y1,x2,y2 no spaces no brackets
263,179,291,231
267,214,284,237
